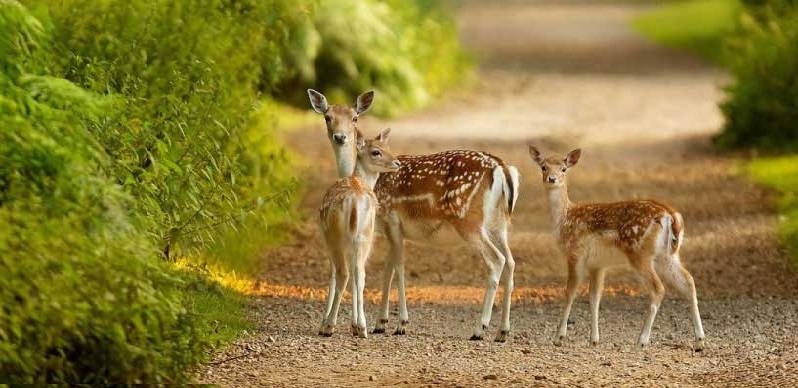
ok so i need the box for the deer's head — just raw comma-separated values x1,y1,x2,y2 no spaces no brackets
529,146,581,188
356,128,401,174
307,89,374,146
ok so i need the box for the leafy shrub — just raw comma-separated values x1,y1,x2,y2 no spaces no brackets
1,2,203,382
28,0,299,256
2,0,468,382
717,2,798,150
279,0,470,116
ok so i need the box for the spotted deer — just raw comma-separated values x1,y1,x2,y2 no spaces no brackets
308,89,520,342
528,146,705,350
318,128,401,338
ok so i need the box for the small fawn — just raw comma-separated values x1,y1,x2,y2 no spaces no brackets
309,89,520,342
318,128,401,338
529,146,705,350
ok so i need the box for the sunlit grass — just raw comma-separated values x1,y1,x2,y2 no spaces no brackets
747,156,798,264
632,0,743,65
174,258,257,348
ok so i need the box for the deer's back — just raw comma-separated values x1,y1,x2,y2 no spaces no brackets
562,199,679,256
374,150,507,221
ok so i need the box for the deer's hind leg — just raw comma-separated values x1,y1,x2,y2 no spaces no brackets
588,268,606,346
467,228,507,341
320,252,348,337
490,220,515,343
657,254,705,351
638,260,666,347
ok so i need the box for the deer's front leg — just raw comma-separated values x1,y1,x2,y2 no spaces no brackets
373,225,401,334
555,257,584,346
385,224,409,336
393,247,409,336
372,257,394,334
588,268,606,346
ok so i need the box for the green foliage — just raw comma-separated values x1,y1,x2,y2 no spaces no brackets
1,0,468,382
632,0,742,65
32,0,298,256
717,2,798,150
747,156,798,263
280,0,470,116
1,2,203,382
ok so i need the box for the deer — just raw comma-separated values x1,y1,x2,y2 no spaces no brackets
318,128,401,338
528,146,705,351
308,89,520,342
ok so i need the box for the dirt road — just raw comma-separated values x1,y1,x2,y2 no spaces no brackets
200,1,798,386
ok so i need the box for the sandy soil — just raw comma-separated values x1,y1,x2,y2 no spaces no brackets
200,1,798,386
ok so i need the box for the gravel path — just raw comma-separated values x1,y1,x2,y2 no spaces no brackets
200,1,798,386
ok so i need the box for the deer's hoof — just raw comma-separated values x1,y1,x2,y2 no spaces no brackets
392,327,406,336
373,319,389,334
318,325,334,337
469,334,484,341
494,330,509,343
553,336,565,347
694,338,705,352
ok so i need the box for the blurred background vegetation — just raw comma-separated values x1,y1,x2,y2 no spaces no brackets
0,0,469,383
635,0,798,264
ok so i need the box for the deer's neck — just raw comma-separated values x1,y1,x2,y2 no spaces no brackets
333,143,358,178
546,184,572,235
353,160,379,190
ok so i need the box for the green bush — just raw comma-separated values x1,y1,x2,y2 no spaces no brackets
2,0,468,382
279,0,470,116
717,2,798,150
29,0,299,256
1,2,203,382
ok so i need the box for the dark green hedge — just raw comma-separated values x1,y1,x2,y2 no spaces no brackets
717,1,798,150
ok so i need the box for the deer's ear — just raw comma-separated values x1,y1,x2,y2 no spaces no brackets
376,127,391,144
565,148,582,167
528,145,544,165
356,90,375,114
356,133,366,152
307,89,328,114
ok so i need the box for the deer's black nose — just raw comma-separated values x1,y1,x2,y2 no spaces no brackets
332,133,347,144
547,176,557,183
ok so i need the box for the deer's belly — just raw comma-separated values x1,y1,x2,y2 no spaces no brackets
376,214,458,243
402,218,456,241
582,237,632,270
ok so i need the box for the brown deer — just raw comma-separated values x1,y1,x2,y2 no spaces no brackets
318,128,401,338
308,89,520,342
528,146,705,350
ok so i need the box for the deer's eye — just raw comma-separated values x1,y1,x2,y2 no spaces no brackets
324,115,331,123
541,166,547,172
352,116,358,123
371,150,381,157
561,167,567,172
